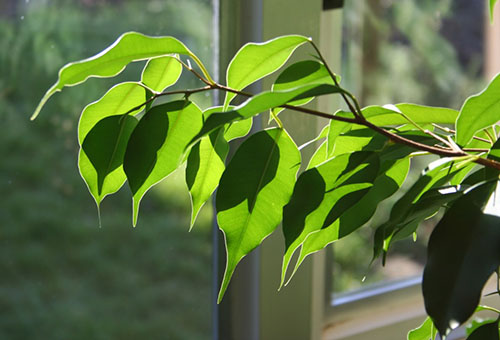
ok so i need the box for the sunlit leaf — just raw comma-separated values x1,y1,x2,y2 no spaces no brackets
362,104,458,127
124,100,203,226
193,84,342,143
32,32,207,119
216,128,301,302
281,152,381,285
141,55,182,93
407,317,437,340
223,35,309,109
490,0,499,22
78,82,148,143
186,129,228,229
466,319,499,339
307,141,328,169
81,115,138,202
271,60,337,115
456,74,500,146
423,182,500,337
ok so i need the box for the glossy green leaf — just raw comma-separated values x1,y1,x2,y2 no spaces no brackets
423,182,500,337
456,74,500,146
32,32,207,119
281,152,381,285
81,115,138,200
186,129,228,229
216,128,301,302
490,0,499,22
271,60,337,115
407,317,437,340
78,82,148,144
223,35,309,109
362,104,459,126
193,84,342,143
124,100,203,226
141,55,182,93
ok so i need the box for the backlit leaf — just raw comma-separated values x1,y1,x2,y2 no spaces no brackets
81,115,138,203
141,56,182,93
456,74,500,146
363,104,458,126
33,32,206,119
193,84,342,143
223,35,309,109
186,129,228,229
124,100,203,226
78,82,148,143
216,128,300,302
407,317,437,340
423,182,500,337
281,152,381,285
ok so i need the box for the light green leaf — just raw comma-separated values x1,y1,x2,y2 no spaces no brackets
281,152,381,286
490,0,499,22
466,319,499,339
32,32,207,119
363,104,459,126
216,128,301,302
456,74,500,146
408,317,438,340
224,119,253,141
194,84,342,143
80,115,138,205
423,182,499,337
141,55,182,93
124,100,203,226
307,140,328,169
223,35,309,109
186,129,228,229
78,82,148,144
327,114,352,157
271,60,337,115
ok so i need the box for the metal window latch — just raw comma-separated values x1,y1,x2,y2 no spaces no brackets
323,0,344,10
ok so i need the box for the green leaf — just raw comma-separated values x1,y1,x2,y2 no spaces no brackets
141,56,182,93
467,320,500,340
186,129,228,229
124,100,203,226
327,115,352,157
362,104,459,126
81,115,138,200
408,317,437,340
78,82,148,143
223,35,309,109
490,0,499,22
423,182,500,337
216,128,301,302
306,140,328,169
281,152,381,286
224,119,253,141
271,60,337,115
456,74,500,146
32,32,205,119
193,84,342,143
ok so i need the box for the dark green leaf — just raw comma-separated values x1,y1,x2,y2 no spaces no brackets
33,32,205,119
223,35,309,109
216,128,301,302
124,100,203,225
423,182,500,336
456,74,500,146
467,320,499,340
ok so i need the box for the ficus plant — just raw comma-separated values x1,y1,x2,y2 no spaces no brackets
31,2,500,339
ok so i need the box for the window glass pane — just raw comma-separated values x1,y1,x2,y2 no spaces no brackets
333,0,487,295
1,1,214,338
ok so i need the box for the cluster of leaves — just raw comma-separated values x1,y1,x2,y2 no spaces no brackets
32,3,500,338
